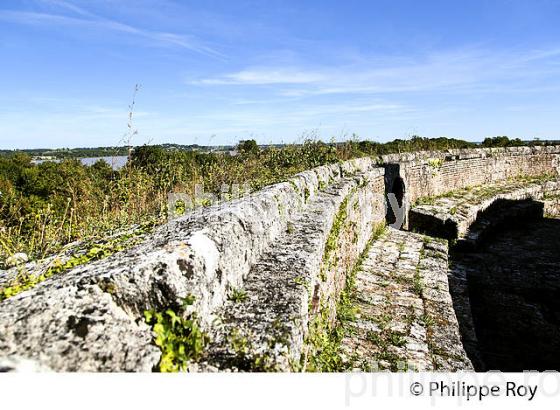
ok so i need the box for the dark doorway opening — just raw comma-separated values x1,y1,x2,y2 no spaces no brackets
386,176,406,226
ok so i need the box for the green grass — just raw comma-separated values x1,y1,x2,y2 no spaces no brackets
412,269,425,297
228,287,249,303
304,222,386,372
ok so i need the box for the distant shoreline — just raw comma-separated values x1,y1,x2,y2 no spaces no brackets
3,139,560,160
0,144,233,159
0,142,267,158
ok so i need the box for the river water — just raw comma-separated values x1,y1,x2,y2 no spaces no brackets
32,156,128,170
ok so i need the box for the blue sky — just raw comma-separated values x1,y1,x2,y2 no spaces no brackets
1,0,560,148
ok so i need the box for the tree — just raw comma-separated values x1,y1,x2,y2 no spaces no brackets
237,139,259,156
130,145,168,173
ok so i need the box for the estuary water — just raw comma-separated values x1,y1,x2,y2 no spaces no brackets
32,155,128,170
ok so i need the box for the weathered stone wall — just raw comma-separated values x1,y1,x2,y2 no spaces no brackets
409,178,559,243
197,167,387,371
0,157,387,371
2,145,559,372
543,186,560,217
383,146,560,206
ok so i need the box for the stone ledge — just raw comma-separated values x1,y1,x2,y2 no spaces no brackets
409,177,560,244
381,145,560,166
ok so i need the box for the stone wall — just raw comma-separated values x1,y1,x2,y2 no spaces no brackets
409,179,559,244
1,145,559,372
198,167,387,371
383,146,560,208
0,157,387,371
449,218,560,371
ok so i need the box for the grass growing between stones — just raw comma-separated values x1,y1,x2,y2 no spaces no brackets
221,325,288,372
228,287,249,303
412,268,425,297
304,223,386,372
427,158,444,169
321,196,350,280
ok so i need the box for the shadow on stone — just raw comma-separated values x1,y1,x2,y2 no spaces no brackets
410,198,544,244
449,213,560,371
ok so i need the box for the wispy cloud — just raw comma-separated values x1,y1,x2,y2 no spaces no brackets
0,0,224,58
193,68,327,85
193,46,560,96
39,0,98,18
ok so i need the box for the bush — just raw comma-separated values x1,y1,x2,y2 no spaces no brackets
0,136,484,264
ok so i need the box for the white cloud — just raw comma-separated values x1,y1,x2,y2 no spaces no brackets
193,46,560,96
193,69,327,85
0,3,224,58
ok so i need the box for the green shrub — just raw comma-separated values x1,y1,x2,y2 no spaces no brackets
144,297,207,372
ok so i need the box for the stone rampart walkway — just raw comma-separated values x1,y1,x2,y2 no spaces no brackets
339,228,472,371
